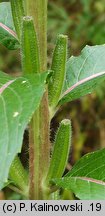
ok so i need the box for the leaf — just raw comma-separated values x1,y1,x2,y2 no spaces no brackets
0,2,19,49
59,72,105,105
52,177,105,200
9,156,28,191
65,148,105,181
59,45,105,105
0,71,47,189
52,148,105,199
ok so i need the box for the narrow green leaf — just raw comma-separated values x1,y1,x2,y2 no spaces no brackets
48,34,67,108
0,71,47,189
0,2,19,49
10,0,25,38
9,156,28,193
59,45,105,105
47,119,72,182
52,177,105,200
21,16,40,74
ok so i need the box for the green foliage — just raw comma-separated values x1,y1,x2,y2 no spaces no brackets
66,148,105,180
52,143,105,199
52,177,105,200
0,0,105,200
59,45,105,105
9,156,28,195
0,2,19,49
65,45,105,88
0,71,47,189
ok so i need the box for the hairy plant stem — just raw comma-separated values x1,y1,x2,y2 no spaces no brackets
26,0,47,70
26,0,50,199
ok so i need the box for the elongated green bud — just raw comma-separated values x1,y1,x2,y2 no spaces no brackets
21,16,40,74
48,34,68,108
10,0,25,38
46,119,72,182
9,156,28,194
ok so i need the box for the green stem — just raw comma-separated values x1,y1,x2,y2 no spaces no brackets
26,0,50,199
21,16,41,199
26,0,47,71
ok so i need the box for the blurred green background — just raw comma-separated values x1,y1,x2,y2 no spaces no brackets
0,0,105,199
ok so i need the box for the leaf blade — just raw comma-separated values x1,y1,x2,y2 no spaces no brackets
59,71,105,105
59,45,105,105
52,148,105,199
52,177,105,200
0,71,47,188
66,148,105,181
